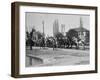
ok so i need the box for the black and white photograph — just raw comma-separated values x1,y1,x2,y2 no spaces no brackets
11,2,97,77
25,13,90,67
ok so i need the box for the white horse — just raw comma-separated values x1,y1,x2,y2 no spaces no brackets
72,37,86,50
78,39,86,50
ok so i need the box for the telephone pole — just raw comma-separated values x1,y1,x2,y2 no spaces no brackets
42,20,45,38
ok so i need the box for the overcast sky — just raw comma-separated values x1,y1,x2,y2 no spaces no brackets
26,12,90,37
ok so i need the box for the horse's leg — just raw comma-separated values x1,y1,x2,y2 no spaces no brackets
66,43,69,48
76,43,78,49
67,43,69,48
77,42,79,49
53,45,54,50
64,43,66,48
40,43,41,49
83,44,85,50
30,45,32,50
70,43,72,48
64,42,65,48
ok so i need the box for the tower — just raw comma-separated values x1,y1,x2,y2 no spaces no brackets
80,17,83,28
79,17,85,41
61,24,65,36
53,19,59,37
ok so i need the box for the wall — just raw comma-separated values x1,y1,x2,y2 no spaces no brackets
0,0,99,80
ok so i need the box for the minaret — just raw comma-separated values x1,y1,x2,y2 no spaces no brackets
80,17,83,28
79,17,83,39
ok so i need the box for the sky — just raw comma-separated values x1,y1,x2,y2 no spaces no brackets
26,12,90,37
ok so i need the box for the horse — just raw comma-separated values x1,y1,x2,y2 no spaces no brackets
71,37,79,49
63,38,71,48
26,37,36,50
78,39,86,50
71,36,86,50
45,38,53,47
64,37,78,49
52,38,58,50
37,37,45,49
53,37,76,49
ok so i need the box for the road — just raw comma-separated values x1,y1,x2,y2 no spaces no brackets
26,47,90,67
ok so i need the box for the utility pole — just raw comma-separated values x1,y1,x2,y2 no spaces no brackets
42,20,45,37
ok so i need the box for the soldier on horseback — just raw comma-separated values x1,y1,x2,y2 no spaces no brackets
52,38,57,50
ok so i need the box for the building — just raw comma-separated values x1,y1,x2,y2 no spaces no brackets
61,24,65,36
53,19,59,37
73,17,90,43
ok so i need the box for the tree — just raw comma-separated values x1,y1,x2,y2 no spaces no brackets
30,28,36,38
36,31,43,39
66,29,78,39
26,28,36,50
26,31,30,39
32,27,36,32
55,32,64,40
